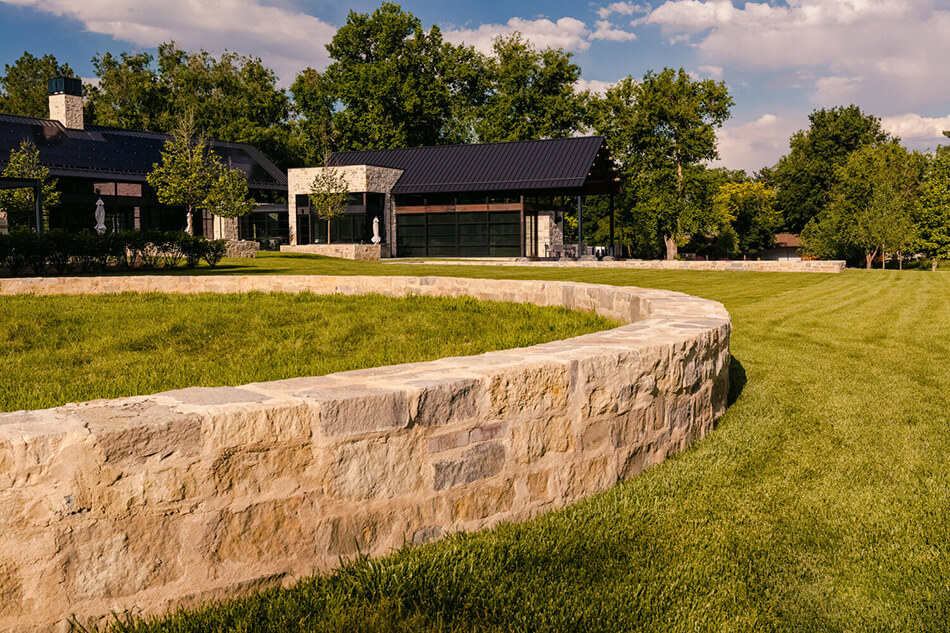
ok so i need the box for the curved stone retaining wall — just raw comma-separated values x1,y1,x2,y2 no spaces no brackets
0,276,731,631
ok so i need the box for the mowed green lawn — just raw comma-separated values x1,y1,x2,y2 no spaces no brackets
0,292,612,412
48,257,950,632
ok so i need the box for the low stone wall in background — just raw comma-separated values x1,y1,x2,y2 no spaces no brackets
405,258,847,273
279,243,382,260
223,239,260,259
0,275,731,631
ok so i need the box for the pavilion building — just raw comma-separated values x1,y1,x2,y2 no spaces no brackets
287,136,621,259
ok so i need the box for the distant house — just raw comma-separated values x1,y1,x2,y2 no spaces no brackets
287,137,621,258
762,233,801,261
0,77,287,239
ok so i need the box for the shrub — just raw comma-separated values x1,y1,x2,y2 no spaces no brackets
204,239,228,268
161,232,186,268
45,230,74,273
0,230,221,276
181,234,208,268
138,230,164,269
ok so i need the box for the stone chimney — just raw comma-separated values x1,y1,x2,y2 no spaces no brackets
47,77,84,129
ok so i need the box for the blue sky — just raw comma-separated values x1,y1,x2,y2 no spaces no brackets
1,0,948,172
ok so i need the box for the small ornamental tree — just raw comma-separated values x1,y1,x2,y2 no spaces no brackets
309,162,349,245
204,162,256,219
0,139,60,230
147,111,217,235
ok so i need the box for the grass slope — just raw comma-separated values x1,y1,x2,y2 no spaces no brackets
0,292,612,412
63,258,950,632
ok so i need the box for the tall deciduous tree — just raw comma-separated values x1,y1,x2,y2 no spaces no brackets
592,69,732,259
802,142,925,268
322,3,452,150
0,140,60,230
0,52,76,119
767,106,890,232
474,34,587,143
916,145,950,265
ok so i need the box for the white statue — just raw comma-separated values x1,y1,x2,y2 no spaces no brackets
94,197,106,235
371,216,382,244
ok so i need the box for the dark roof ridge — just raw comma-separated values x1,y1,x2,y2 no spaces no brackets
332,135,606,155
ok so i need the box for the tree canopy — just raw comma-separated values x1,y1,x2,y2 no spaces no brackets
474,34,586,143
0,140,60,231
591,68,733,259
767,105,890,232
320,2,453,151
801,141,925,268
88,43,294,168
0,52,76,119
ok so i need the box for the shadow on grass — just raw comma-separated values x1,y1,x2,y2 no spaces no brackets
728,355,746,407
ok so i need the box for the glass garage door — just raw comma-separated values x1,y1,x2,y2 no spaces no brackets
396,211,520,257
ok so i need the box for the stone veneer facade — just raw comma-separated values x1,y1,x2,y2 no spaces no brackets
0,275,730,631
286,165,404,255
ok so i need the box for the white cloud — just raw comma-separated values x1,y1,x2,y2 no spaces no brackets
711,112,806,173
442,17,591,54
590,19,638,41
575,78,616,95
0,0,335,80
881,113,950,143
698,65,723,79
639,0,950,111
596,1,649,20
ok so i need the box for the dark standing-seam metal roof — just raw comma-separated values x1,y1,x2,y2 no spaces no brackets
0,113,287,191
328,136,620,195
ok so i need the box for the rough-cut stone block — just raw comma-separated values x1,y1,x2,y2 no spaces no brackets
326,435,425,500
434,442,506,490
296,385,409,437
451,480,514,522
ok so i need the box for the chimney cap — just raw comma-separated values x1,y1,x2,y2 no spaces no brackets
48,77,82,97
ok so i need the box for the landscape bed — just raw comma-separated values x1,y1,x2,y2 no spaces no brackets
0,291,613,412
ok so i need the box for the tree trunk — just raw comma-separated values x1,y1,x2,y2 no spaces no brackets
664,234,678,260
898,252,903,271
881,243,886,270
865,248,878,269
327,219,331,245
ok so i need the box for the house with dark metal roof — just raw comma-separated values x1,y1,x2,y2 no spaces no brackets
286,136,621,259
0,77,287,240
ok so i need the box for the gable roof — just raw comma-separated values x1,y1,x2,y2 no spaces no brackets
0,113,287,190
328,136,620,196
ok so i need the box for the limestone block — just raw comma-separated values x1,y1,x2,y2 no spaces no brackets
451,480,514,522
295,384,410,438
433,442,506,490
326,435,425,500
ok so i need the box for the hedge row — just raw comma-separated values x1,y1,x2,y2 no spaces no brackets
0,230,228,276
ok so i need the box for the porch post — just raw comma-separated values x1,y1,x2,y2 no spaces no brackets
519,194,525,258
609,193,614,257
34,181,42,234
576,195,583,257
